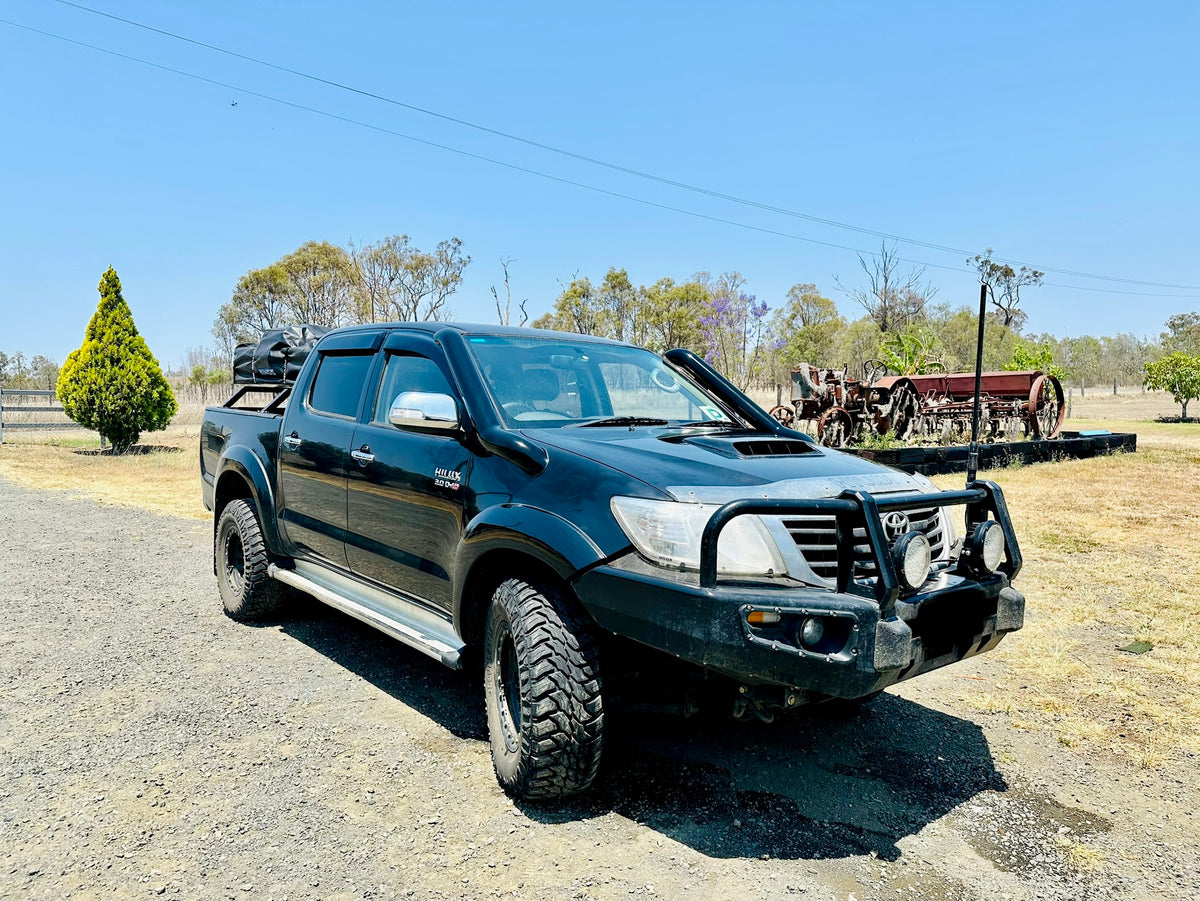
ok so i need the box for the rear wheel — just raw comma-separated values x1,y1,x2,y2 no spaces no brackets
484,578,604,800
1028,374,1066,439
216,499,288,621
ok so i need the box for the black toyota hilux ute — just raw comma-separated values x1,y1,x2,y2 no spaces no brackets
201,323,1024,800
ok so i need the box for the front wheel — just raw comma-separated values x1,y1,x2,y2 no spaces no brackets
816,406,854,447
483,578,604,800
768,404,796,427
215,499,288,621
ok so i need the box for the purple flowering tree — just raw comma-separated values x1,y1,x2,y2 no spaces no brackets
700,288,773,390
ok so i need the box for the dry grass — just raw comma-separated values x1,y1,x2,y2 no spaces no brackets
1054,835,1107,873
0,404,209,520
3,393,1199,769
1066,386,1184,422
940,410,1200,769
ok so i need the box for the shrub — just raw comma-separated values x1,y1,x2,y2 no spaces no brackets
57,267,177,452
1005,341,1066,379
857,429,902,450
1143,352,1200,419
877,327,945,375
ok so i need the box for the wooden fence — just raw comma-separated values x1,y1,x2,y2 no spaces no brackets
0,389,88,443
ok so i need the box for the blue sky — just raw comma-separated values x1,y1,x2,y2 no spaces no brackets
1,1,1197,367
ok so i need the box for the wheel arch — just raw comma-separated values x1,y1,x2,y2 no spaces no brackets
457,549,574,650
212,449,284,557
453,505,610,648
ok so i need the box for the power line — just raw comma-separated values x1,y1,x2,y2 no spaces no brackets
49,0,1200,292
0,18,888,259
5,16,1200,302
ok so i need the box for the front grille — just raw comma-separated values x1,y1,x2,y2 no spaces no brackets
781,505,946,584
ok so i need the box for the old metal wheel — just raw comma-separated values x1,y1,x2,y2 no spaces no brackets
768,404,796,427
862,359,889,383
816,407,854,447
1028,374,1066,439
887,380,922,441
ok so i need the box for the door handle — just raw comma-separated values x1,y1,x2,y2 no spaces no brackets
282,433,302,449
351,447,375,465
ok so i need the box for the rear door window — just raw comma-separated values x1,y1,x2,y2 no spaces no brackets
309,353,374,419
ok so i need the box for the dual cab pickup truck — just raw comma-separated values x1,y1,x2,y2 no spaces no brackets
201,323,1024,800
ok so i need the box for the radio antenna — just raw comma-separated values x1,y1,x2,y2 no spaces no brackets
966,282,987,484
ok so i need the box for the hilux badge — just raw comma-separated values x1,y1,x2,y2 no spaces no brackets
882,511,911,540
434,467,462,490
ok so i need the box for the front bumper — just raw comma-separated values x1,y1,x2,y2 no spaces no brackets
572,479,1025,699
574,560,1023,698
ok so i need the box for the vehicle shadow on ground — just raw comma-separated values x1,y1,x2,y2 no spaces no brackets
569,700,1006,861
280,603,1005,862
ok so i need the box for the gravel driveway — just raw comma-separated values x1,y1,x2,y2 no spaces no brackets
1,477,1196,900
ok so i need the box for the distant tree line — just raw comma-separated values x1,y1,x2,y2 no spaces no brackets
533,269,775,390
187,235,1193,411
531,246,1184,396
211,234,471,358
185,233,471,388
0,351,60,390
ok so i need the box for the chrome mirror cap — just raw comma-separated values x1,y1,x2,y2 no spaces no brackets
388,392,460,431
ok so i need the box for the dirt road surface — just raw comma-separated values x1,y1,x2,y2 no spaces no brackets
1,477,1196,900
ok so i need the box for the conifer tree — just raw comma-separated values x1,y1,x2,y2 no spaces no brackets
58,267,177,452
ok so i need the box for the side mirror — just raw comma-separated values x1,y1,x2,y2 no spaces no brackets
388,391,460,431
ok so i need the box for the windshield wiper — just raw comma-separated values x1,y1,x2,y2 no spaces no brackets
575,416,670,428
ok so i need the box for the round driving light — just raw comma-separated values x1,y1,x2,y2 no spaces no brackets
970,521,1006,574
892,532,932,590
799,616,824,648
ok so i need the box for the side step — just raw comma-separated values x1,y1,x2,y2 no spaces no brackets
269,561,465,669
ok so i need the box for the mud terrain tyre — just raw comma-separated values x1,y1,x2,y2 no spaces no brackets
484,578,604,800
216,499,287,622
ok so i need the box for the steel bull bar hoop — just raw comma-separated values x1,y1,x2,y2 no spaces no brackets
699,481,1021,607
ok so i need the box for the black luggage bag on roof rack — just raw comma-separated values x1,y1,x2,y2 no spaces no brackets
232,324,330,385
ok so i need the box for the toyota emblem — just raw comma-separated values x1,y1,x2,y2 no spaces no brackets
882,511,911,540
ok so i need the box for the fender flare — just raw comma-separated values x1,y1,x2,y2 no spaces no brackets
214,447,285,557
452,504,616,639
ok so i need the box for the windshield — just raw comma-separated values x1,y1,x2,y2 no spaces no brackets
465,335,737,429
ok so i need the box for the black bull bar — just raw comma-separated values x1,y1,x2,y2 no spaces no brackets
699,480,1022,609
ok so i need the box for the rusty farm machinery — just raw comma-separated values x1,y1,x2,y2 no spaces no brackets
769,363,1066,447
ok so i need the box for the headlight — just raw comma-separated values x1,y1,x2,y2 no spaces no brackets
610,496,785,576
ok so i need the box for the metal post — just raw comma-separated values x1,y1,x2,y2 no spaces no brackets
966,283,987,484
0,388,4,444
